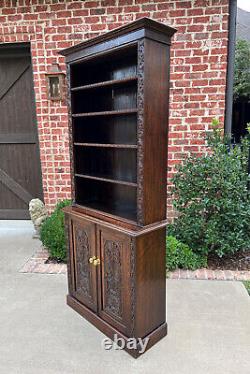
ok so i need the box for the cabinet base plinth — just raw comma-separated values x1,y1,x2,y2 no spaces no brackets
67,295,167,358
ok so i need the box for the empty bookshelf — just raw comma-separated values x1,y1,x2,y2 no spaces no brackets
61,18,176,357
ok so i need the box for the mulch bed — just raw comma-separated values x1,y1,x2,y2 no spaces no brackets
207,250,250,271
45,257,66,264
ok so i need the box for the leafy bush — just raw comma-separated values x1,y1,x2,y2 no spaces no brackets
234,39,250,100
166,236,207,271
40,199,71,262
168,120,250,258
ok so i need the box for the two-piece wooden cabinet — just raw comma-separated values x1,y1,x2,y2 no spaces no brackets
61,18,176,357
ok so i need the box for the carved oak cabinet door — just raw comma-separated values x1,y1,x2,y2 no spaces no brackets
71,217,98,312
97,226,132,335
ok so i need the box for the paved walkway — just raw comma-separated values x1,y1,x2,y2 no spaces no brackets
168,268,250,281
0,221,249,374
20,246,250,281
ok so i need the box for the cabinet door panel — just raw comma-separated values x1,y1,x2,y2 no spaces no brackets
97,227,132,335
71,218,98,312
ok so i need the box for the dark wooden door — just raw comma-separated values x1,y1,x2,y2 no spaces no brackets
97,226,132,335
0,43,43,219
71,217,98,312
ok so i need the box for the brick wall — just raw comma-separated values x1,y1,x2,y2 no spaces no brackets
0,0,230,216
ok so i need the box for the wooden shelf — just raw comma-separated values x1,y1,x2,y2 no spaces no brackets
74,142,137,149
75,173,137,187
71,76,137,92
72,109,137,118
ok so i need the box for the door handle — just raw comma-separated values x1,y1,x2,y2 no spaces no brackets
93,258,101,266
88,256,96,264
88,256,101,266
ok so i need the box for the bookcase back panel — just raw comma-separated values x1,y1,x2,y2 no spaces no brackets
73,115,137,145
75,177,137,221
71,84,137,114
74,147,137,184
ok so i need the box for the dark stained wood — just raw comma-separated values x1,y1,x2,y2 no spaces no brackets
64,213,74,296
0,168,33,205
141,38,170,225
61,18,176,357
75,173,138,187
0,133,37,144
0,209,30,219
71,76,137,92
72,109,137,117
134,227,166,337
64,206,167,237
74,143,137,149
64,208,168,357
0,45,43,219
70,216,98,312
97,226,132,335
0,62,30,100
62,19,174,225
73,114,137,146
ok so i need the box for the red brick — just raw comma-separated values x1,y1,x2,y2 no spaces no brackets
84,16,100,23
169,9,186,17
187,8,204,16
119,0,133,4
192,64,209,71
72,9,89,16
67,3,83,10
85,1,100,7
90,24,107,31
35,5,47,11
2,8,16,14
187,24,205,32
176,1,192,8
7,14,22,21
56,11,72,18
205,7,222,15
90,8,106,15
23,13,38,20
51,19,67,26
0,0,229,213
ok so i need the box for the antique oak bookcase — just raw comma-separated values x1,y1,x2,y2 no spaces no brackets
61,18,176,357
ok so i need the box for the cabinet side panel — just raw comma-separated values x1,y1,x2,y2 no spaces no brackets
64,212,74,296
143,39,170,224
135,227,166,337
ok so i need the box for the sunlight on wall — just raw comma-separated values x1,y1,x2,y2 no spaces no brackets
237,0,250,12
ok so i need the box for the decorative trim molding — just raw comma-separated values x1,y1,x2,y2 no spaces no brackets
66,64,75,202
137,39,145,226
130,237,136,335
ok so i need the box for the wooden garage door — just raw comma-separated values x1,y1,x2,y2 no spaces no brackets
0,43,43,219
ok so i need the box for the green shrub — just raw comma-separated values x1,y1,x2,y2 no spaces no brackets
168,120,250,258
243,281,250,296
40,199,71,262
166,236,207,271
234,39,250,100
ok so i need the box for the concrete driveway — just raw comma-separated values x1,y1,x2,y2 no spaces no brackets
0,221,249,374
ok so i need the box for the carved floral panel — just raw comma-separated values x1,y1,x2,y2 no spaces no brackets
103,240,122,319
75,225,92,300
